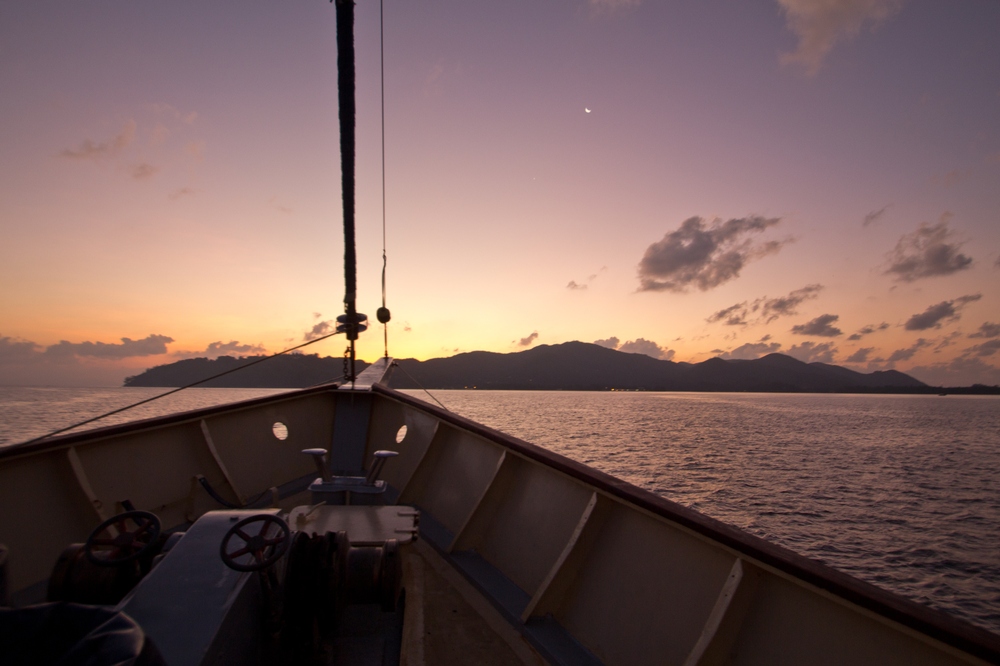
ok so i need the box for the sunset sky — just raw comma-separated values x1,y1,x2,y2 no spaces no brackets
2,0,999,387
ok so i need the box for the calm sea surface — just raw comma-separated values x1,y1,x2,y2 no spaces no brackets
2,387,998,635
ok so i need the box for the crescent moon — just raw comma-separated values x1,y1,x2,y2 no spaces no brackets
585,108,591,113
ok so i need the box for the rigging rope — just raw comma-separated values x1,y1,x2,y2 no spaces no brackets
19,331,346,446
394,363,449,412
377,0,392,360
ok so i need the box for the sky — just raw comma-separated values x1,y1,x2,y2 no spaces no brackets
1,0,999,387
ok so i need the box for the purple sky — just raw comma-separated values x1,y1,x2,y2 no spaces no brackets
2,0,999,386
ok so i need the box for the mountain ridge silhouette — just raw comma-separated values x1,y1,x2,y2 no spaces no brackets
124,341,938,392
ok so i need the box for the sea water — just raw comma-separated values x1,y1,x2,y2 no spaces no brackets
1,387,998,634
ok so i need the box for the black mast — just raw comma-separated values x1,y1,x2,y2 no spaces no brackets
334,0,366,381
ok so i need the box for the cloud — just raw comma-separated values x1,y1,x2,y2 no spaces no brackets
966,339,1000,358
185,140,206,163
169,187,197,200
1,334,171,387
199,341,265,357
719,341,782,360
3,333,173,362
791,314,842,337
146,103,197,125
883,219,973,282
570,267,607,290
150,123,170,146
904,294,981,331
863,205,890,227
906,356,1000,387
171,340,267,359
777,0,905,75
708,284,823,327
618,338,675,360
44,334,174,360
759,284,823,323
59,120,137,160
847,322,889,340
638,215,786,292
844,347,874,363
970,322,1000,339
0,336,43,362
786,341,837,363
887,338,931,364
304,320,336,341
593,336,674,360
593,337,620,350
589,0,642,11
131,163,159,180
707,302,749,326
934,331,962,351
518,331,539,346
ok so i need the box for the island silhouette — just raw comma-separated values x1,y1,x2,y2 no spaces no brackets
122,341,998,393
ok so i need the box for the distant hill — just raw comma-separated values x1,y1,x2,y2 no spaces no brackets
387,342,927,392
123,342,935,392
124,354,368,388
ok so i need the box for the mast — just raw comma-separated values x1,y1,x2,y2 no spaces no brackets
334,0,366,381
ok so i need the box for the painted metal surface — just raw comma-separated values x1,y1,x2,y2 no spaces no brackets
2,382,998,665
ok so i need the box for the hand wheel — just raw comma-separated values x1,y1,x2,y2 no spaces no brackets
84,510,162,567
219,514,291,572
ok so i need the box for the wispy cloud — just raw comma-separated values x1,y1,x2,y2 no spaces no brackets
883,217,973,282
791,313,842,337
185,140,205,163
760,284,823,323
44,334,174,360
707,303,750,326
969,322,1000,339
593,336,673,360
304,320,336,341
59,120,136,160
966,339,1000,358
1,334,177,386
887,338,931,364
786,341,837,363
567,266,607,291
619,338,674,360
707,284,824,327
719,340,782,360
518,331,539,347
169,187,198,200
172,340,266,359
0,336,43,362
594,337,620,350
844,347,874,363
131,163,159,180
777,0,906,75
848,322,889,340
862,205,890,227
638,215,787,292
3,334,173,364
904,294,981,331
589,0,642,12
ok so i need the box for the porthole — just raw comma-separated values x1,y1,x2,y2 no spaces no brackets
395,424,408,444
272,422,289,441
